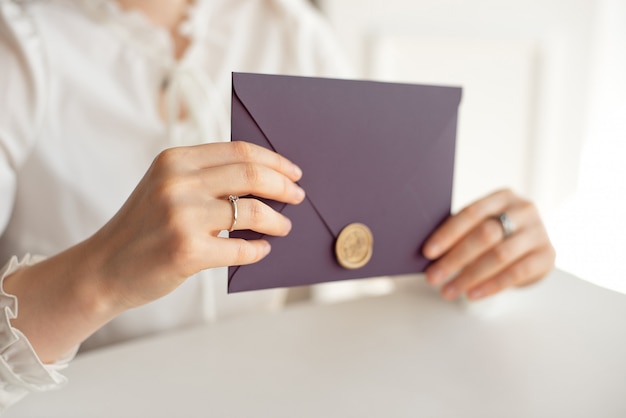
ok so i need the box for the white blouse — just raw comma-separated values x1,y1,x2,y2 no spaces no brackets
0,0,349,410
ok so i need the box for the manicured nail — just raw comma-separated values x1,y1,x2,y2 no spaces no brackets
282,218,293,236
468,288,483,300
442,284,457,300
295,186,306,200
261,241,272,256
424,243,440,259
426,267,444,285
292,164,303,179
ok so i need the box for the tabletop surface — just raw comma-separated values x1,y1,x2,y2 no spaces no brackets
6,270,626,418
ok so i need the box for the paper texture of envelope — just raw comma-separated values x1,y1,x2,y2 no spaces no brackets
228,72,462,293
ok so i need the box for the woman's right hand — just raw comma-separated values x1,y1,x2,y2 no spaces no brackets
5,141,304,363
87,141,305,310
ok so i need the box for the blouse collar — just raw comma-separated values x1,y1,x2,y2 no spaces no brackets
72,0,210,66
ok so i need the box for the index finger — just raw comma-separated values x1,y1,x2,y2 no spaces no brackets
168,141,303,182
423,189,520,259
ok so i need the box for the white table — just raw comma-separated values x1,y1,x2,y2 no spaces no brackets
6,270,626,418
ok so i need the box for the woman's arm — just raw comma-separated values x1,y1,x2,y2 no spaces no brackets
4,142,305,363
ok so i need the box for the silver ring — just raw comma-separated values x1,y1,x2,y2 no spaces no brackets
228,195,239,232
496,212,515,239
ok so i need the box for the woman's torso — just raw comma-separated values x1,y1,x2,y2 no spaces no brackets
0,0,348,349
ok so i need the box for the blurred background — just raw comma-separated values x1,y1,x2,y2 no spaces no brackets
312,0,626,295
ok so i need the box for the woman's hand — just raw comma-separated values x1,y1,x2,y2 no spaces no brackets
422,189,556,300
88,141,305,310
5,141,304,363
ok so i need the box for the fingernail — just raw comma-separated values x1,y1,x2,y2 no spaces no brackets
292,164,303,179
295,186,306,200
442,284,457,300
426,267,444,285
424,243,440,259
282,218,293,236
261,241,272,256
468,288,483,300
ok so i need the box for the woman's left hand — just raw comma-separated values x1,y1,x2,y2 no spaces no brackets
422,189,556,300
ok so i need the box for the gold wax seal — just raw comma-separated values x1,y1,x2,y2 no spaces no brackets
335,223,374,270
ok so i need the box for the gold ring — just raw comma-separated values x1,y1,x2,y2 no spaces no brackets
228,195,239,232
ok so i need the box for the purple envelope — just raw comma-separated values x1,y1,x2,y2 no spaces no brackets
228,73,462,293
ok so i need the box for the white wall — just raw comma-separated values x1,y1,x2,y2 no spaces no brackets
317,0,626,293
548,0,626,293
318,0,596,213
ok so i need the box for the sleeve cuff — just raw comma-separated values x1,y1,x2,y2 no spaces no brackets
0,255,78,411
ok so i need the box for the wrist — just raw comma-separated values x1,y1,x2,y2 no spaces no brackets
71,235,128,321
1,241,124,363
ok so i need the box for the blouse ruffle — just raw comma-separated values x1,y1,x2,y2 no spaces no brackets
0,255,77,412
71,0,205,63
71,0,227,146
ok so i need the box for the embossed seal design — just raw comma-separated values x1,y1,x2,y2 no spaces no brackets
335,223,374,270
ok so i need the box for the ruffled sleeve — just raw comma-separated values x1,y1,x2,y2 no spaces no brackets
0,255,77,413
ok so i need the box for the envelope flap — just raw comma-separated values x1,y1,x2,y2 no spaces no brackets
232,72,461,237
